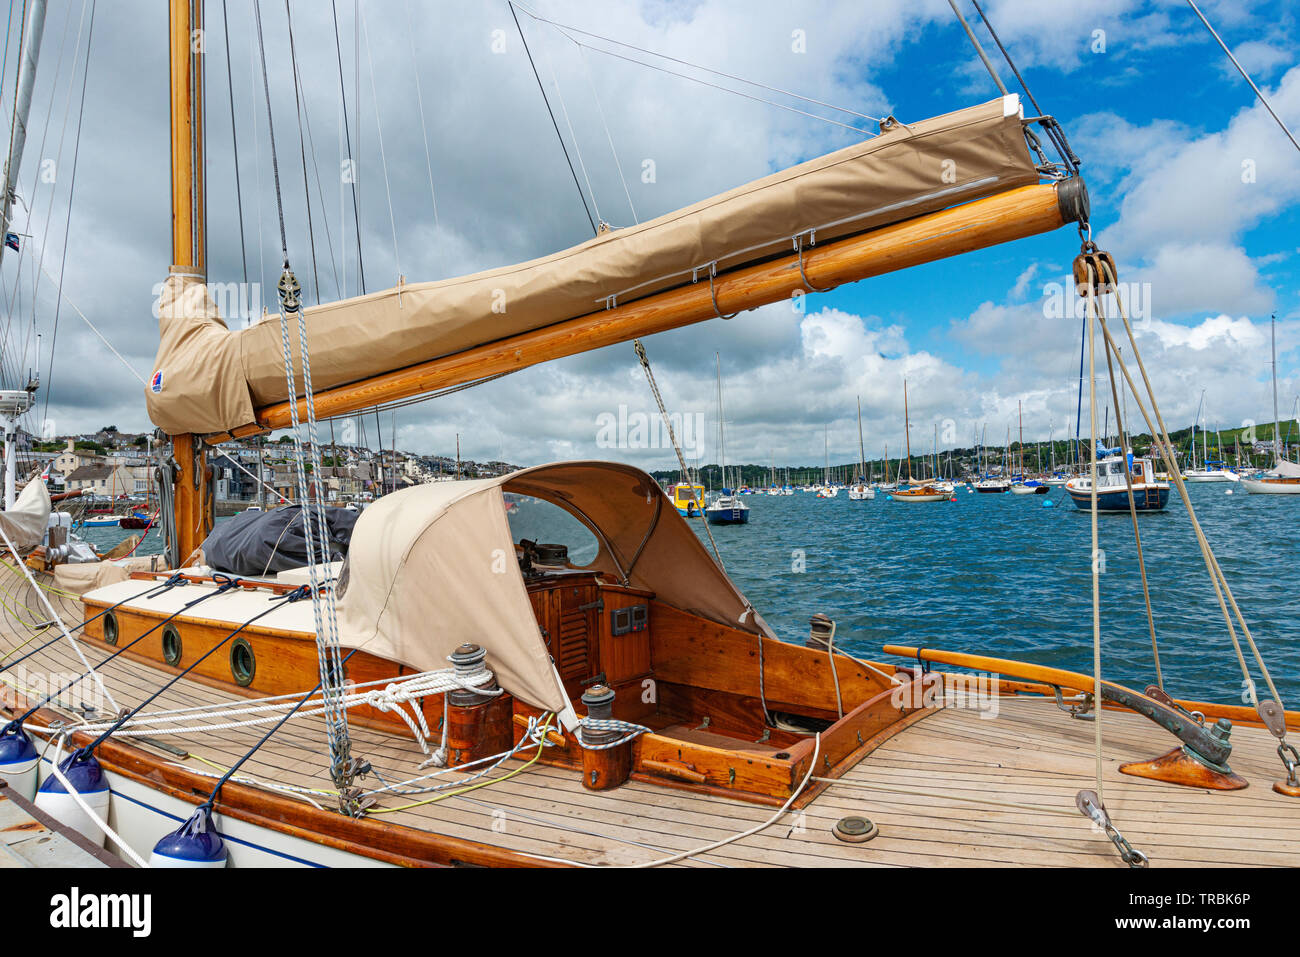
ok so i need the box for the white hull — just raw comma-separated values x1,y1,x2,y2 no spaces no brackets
33,748,390,868
847,485,874,500
1240,477,1300,495
1183,469,1239,483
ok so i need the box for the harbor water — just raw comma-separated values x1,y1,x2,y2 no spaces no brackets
83,486,1298,706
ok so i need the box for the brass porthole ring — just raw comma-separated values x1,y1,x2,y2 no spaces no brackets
102,611,119,646
230,637,256,687
161,625,183,667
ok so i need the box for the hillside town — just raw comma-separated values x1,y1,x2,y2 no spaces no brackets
15,426,519,513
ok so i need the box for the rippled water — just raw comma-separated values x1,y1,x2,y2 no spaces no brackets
692,485,1298,707
80,489,1297,706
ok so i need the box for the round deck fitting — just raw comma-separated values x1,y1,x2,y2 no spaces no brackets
832,816,878,843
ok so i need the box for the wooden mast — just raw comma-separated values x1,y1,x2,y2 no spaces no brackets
169,0,210,562
210,181,1076,442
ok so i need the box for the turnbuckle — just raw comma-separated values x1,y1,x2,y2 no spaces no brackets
1077,789,1149,868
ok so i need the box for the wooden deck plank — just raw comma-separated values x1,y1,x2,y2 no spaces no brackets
2,570,1296,868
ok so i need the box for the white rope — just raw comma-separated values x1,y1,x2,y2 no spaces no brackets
1085,264,1104,802
47,733,149,868
631,733,820,868
70,667,497,756
1097,261,1288,712
0,520,118,713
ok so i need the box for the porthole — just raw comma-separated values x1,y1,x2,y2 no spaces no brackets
102,611,119,646
323,657,348,687
161,625,183,667
230,638,256,687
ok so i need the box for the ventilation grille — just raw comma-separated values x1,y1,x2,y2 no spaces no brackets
557,608,591,680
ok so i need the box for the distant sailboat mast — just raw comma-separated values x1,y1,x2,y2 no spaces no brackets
857,395,866,481
903,379,913,484
1272,313,1281,464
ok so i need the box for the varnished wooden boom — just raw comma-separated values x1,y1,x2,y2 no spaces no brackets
884,644,1300,732
213,182,1070,442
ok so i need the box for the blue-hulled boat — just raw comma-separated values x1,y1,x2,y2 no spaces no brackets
706,487,750,524
1065,446,1170,512
704,353,750,525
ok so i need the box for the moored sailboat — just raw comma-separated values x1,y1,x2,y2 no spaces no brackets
891,380,948,502
704,355,749,525
0,0,1295,875
848,396,875,501
1242,316,1300,494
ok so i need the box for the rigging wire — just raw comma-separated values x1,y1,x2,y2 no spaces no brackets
220,0,249,295
39,0,93,430
283,0,321,305
331,0,364,294
403,0,438,230
947,0,1007,95
1186,0,1300,156
969,0,1079,175
18,0,79,376
358,0,400,280
0,0,31,389
578,46,636,224
509,1,596,234
253,0,356,809
289,54,342,301
539,24,601,226
247,6,267,307
512,2,885,127
552,30,875,138
0,1,17,113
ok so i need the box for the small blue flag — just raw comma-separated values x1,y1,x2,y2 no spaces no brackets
3,233,18,252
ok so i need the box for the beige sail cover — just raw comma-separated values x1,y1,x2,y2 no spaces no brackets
147,97,1038,435
1272,459,1300,478
335,461,773,713
145,273,256,434
0,479,51,553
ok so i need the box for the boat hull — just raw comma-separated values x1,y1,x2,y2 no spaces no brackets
706,507,750,524
1240,476,1300,495
1066,484,1170,512
1183,470,1239,483
890,488,949,503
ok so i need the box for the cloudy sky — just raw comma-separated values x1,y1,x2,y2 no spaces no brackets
0,0,1296,470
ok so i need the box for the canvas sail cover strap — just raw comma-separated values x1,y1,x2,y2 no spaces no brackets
146,97,1039,435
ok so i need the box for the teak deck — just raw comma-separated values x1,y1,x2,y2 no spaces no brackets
2,566,1296,867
